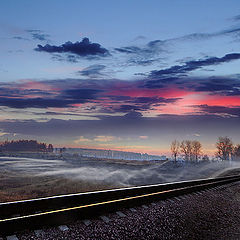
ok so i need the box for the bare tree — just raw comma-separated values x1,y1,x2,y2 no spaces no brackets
180,140,203,161
192,140,202,161
180,140,188,161
216,136,233,160
233,144,240,161
180,140,193,161
186,140,193,161
171,140,180,162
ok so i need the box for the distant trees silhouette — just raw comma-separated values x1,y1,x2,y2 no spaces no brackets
170,139,202,161
0,140,54,152
215,136,233,161
216,136,240,161
180,140,202,161
170,136,240,162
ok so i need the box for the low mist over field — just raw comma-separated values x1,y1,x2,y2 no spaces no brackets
0,155,238,202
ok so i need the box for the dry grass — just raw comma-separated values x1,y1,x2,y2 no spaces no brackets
0,171,120,203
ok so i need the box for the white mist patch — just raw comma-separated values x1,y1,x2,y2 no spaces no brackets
0,156,67,174
210,161,240,177
1,156,240,187
36,161,238,186
38,166,163,186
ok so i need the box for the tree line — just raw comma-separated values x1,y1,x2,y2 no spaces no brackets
170,136,240,162
0,140,54,152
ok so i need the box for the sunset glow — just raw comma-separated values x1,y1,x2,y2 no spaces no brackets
1,1,240,156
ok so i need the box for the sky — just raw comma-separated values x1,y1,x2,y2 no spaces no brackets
0,0,240,156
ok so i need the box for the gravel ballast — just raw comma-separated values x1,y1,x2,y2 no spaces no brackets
4,182,240,240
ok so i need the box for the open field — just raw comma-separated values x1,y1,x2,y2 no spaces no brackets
0,155,238,203
0,171,119,202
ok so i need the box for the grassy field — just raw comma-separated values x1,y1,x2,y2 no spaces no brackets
0,170,119,203
0,155,235,203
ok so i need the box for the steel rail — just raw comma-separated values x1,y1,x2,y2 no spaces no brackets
0,174,240,236
0,174,238,219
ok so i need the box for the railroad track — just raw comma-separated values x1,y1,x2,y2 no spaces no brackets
0,174,240,236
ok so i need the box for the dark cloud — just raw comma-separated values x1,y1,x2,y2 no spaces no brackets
123,111,143,119
0,88,52,97
33,111,87,117
165,26,240,42
31,33,50,41
0,78,136,109
188,76,240,96
77,64,106,77
118,26,240,58
114,40,165,66
62,88,103,101
0,84,104,108
115,46,144,54
27,29,50,42
104,95,132,102
0,75,237,112
147,40,165,47
12,36,30,41
0,77,182,110
103,96,181,113
0,96,98,109
143,73,240,96
128,59,158,66
196,104,240,117
131,96,180,104
221,88,240,96
194,81,235,92
142,81,165,89
35,38,110,60
143,77,179,89
114,25,240,67
113,104,149,112
134,35,146,41
150,53,240,78
220,27,240,35
0,97,75,109
51,54,79,63
12,30,49,42
108,96,174,104
232,15,240,21
66,55,79,63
